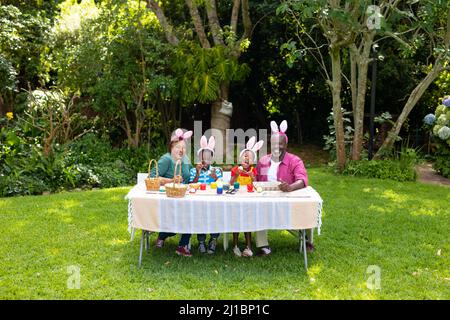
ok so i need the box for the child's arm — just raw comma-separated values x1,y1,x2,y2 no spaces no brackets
230,166,238,185
190,164,203,183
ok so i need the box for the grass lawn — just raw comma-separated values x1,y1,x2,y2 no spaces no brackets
0,168,448,299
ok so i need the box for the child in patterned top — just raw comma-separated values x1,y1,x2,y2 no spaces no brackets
189,135,222,254
230,136,264,257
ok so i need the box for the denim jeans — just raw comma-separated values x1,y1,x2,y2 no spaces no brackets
197,233,220,242
158,232,191,247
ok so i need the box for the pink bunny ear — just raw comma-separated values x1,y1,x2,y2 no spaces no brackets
175,128,184,137
200,135,207,148
252,140,264,152
270,121,279,133
279,120,288,133
183,130,193,139
246,136,256,150
207,136,215,149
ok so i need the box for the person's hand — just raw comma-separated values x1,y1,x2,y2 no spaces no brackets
209,170,218,181
160,177,172,185
195,163,202,174
278,180,292,192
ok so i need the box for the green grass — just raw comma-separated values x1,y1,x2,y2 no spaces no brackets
0,168,449,299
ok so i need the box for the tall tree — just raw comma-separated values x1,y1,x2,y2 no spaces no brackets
375,6,450,157
146,0,252,155
279,0,450,167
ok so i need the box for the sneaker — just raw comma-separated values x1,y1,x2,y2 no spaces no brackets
242,247,253,257
207,239,217,254
256,247,271,257
155,238,164,248
175,246,192,257
198,241,207,254
233,246,242,257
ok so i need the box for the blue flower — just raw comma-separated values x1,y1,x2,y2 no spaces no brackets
423,113,436,125
442,96,450,107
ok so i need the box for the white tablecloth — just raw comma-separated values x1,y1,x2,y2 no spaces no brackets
125,184,323,234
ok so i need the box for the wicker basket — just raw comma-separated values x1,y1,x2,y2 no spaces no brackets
165,160,188,198
145,159,160,191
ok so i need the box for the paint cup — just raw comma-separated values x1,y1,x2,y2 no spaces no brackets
210,182,217,189
247,184,254,192
234,182,240,189
223,184,230,191
200,183,206,190
217,187,223,195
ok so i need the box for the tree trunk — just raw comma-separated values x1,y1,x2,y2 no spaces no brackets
351,34,374,160
0,95,4,116
185,0,211,48
329,48,346,171
146,0,179,45
375,61,444,158
211,82,231,163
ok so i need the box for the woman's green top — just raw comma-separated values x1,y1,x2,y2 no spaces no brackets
150,153,192,184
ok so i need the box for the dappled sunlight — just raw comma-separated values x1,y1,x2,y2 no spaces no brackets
306,264,322,281
6,219,29,232
107,238,128,247
380,189,409,203
410,207,438,217
61,199,80,209
46,247,61,257
368,204,393,214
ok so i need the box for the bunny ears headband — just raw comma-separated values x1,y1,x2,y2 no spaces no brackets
171,128,193,142
240,136,264,160
197,135,216,156
270,120,288,143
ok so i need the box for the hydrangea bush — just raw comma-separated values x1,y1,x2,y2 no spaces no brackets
423,96,450,178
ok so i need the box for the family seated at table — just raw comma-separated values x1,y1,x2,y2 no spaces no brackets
149,120,312,258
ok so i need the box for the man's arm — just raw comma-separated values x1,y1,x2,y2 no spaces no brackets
279,157,308,192
279,179,305,192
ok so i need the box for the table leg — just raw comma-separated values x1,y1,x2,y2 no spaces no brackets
139,230,144,268
130,227,135,242
302,229,308,271
299,230,302,253
146,231,150,252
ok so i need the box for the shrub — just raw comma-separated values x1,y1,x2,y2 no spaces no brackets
433,144,450,178
423,96,450,178
0,124,165,197
342,159,417,182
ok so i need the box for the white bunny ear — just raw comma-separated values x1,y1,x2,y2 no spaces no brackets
183,130,193,139
200,136,207,148
207,136,215,149
252,140,264,152
279,120,288,133
246,136,256,150
270,121,279,133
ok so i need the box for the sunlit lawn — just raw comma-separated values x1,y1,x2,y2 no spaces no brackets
0,168,448,299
